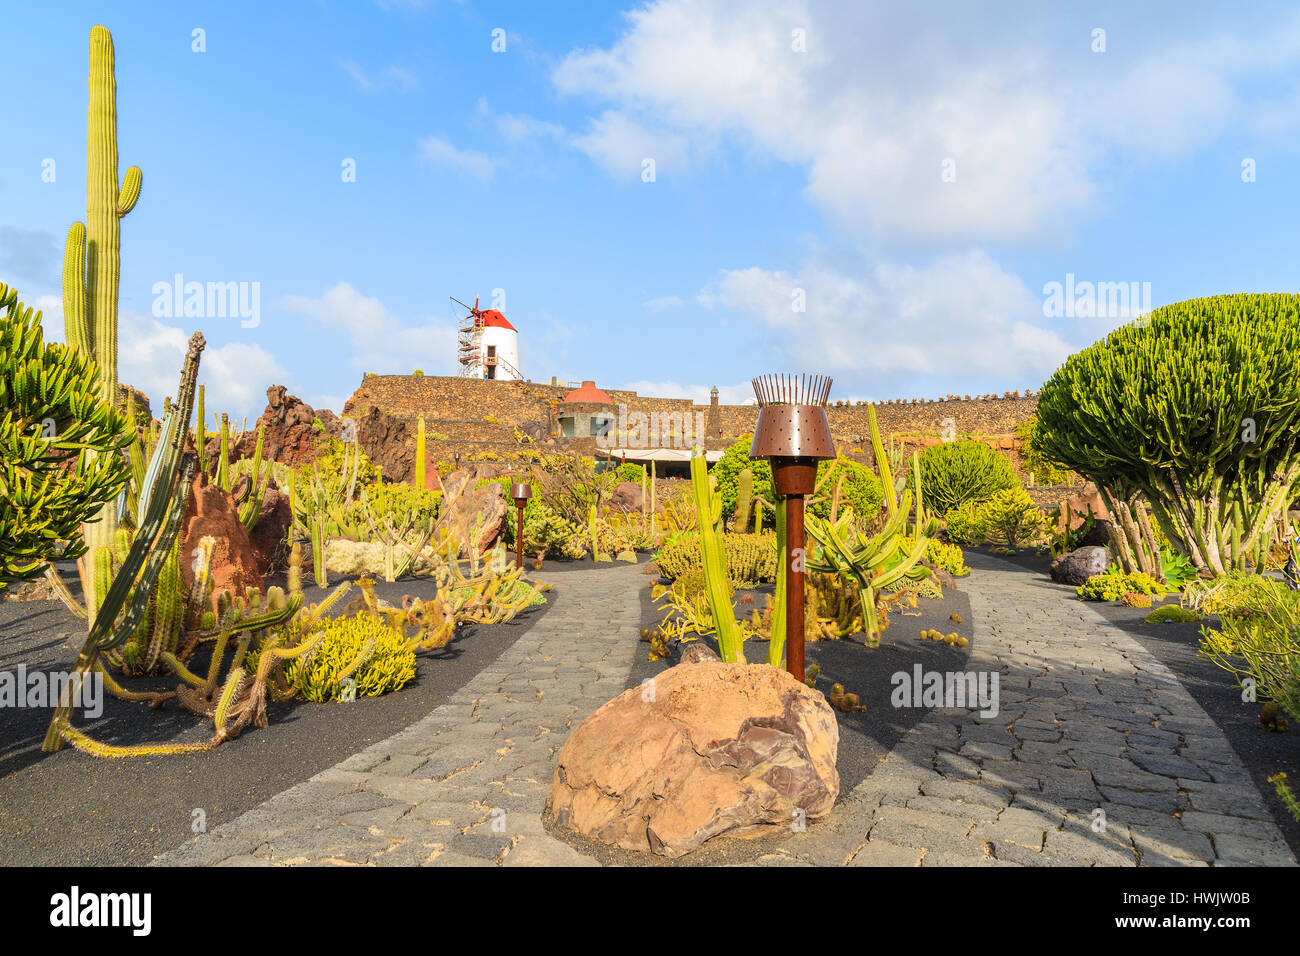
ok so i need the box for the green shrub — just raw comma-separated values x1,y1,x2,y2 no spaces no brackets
712,436,773,523
656,532,777,587
1183,571,1294,617
1199,582,1300,721
346,482,440,529
1078,570,1167,602
811,456,884,521
287,615,416,701
504,499,581,557
943,500,989,546
615,462,647,484
924,539,969,577
914,440,1018,514
979,487,1050,548
1145,605,1201,624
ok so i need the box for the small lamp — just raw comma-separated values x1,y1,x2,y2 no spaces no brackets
749,374,835,682
510,483,532,569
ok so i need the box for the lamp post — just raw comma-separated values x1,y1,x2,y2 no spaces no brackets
749,374,835,683
510,483,532,569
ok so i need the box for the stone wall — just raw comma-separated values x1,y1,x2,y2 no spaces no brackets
341,374,1042,473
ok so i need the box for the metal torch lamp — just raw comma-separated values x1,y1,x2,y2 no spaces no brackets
510,483,532,569
750,374,835,682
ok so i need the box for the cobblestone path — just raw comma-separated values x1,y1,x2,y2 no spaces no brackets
815,553,1297,867
155,554,1296,867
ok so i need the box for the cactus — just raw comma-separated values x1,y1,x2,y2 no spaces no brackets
650,459,658,540
61,27,143,617
238,423,268,532
194,384,206,474
288,540,303,596
415,416,426,490
312,516,328,588
216,413,231,491
43,333,204,752
731,467,753,532
689,447,745,663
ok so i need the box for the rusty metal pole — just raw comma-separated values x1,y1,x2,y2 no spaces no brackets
749,374,835,684
785,491,806,682
510,483,532,570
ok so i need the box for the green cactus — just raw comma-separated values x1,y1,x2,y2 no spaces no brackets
61,26,143,617
216,413,231,491
238,423,268,532
195,384,206,474
731,467,753,532
689,447,745,663
312,516,328,588
43,332,204,752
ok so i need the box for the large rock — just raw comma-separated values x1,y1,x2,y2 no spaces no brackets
231,385,341,468
179,472,263,601
355,405,414,484
551,661,840,858
246,479,292,579
607,480,645,514
1050,545,1110,585
434,468,508,555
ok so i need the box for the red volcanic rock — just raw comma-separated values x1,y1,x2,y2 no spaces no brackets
179,472,263,602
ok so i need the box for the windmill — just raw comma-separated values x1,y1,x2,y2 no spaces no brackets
452,295,522,380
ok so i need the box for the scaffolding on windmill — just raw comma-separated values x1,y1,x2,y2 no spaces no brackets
453,295,522,381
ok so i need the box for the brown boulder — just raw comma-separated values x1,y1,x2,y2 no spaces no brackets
552,661,840,858
231,385,340,468
1049,545,1110,585
355,405,414,484
434,468,508,555
608,480,644,514
179,472,263,601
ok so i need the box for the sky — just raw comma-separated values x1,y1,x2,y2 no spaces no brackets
3,0,1300,423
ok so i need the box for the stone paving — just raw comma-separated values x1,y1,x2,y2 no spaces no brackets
154,554,1298,867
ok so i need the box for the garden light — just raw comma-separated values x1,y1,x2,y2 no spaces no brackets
511,482,532,569
749,374,835,682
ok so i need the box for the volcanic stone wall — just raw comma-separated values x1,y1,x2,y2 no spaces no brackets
341,375,1040,466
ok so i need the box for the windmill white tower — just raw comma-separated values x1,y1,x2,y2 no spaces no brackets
453,296,521,381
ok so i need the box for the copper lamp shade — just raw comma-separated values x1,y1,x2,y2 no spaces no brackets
749,373,836,683
510,483,532,504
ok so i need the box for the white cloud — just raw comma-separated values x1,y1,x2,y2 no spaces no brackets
643,294,684,310
281,282,457,377
341,59,419,92
568,111,688,181
554,0,1300,243
475,98,565,144
418,136,497,181
699,250,1073,398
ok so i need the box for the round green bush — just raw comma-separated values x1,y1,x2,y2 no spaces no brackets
811,457,883,520
915,440,1018,514
712,436,773,523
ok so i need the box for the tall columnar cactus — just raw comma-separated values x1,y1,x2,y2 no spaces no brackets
63,26,142,616
415,417,426,490
731,467,753,532
195,384,206,474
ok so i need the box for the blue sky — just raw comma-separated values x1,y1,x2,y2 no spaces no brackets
3,0,1300,423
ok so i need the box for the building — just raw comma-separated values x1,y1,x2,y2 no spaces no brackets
457,300,521,381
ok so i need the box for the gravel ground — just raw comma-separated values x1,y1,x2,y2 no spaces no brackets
0,567,552,866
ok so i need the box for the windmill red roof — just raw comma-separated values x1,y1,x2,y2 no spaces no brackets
476,309,515,331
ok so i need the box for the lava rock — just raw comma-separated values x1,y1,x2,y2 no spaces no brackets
1050,545,1110,585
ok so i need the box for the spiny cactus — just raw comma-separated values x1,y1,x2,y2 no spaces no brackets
61,27,143,617
415,416,426,491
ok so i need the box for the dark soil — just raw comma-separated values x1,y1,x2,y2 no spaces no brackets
549,573,976,866
979,548,1300,860
0,563,552,866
